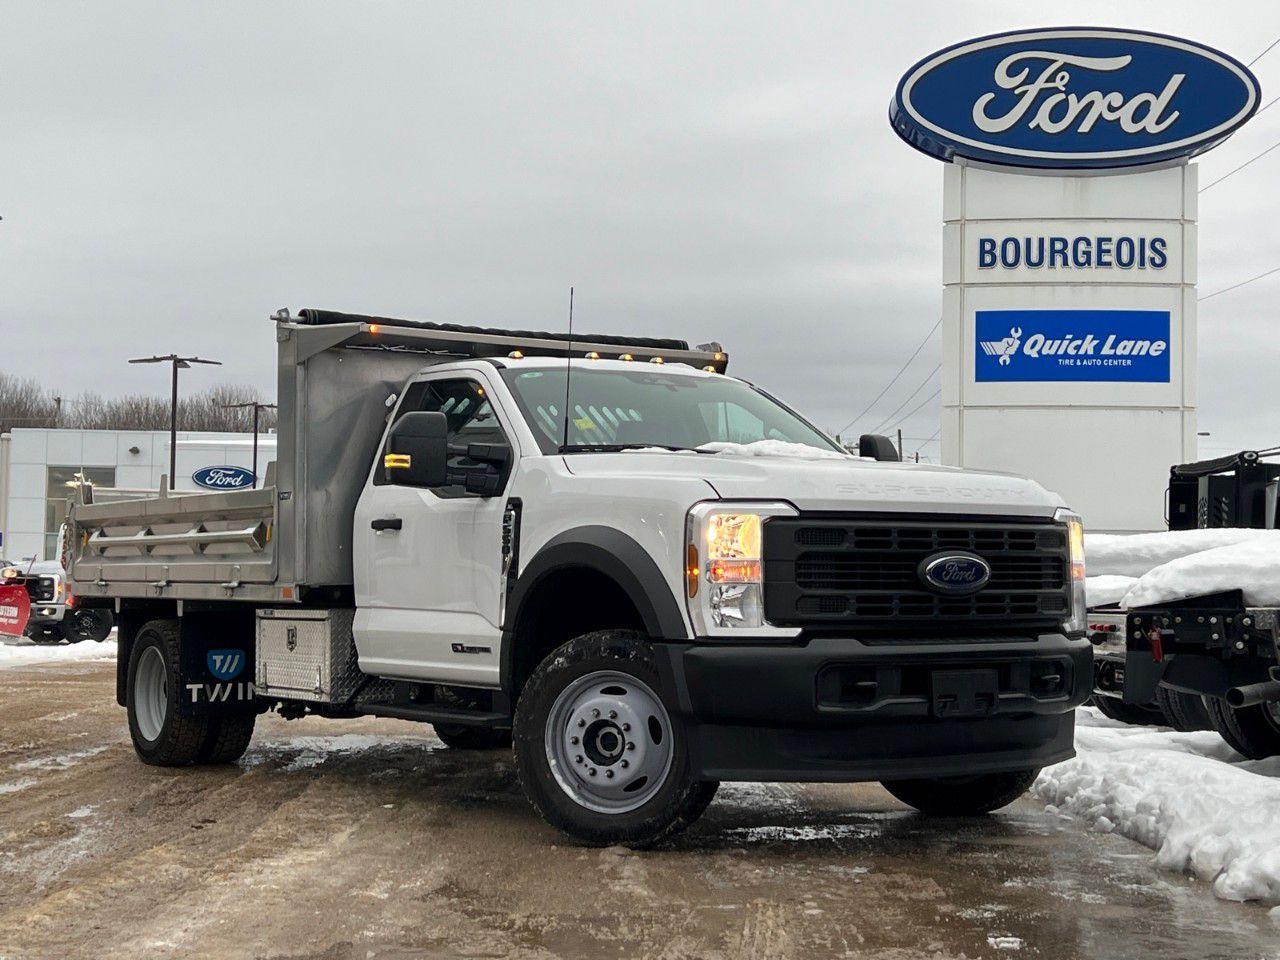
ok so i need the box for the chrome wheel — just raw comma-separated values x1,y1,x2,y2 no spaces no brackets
544,670,674,814
134,645,168,742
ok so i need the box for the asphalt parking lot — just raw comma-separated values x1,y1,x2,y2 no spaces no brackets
1,651,1278,960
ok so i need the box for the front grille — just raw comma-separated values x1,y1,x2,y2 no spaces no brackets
764,516,1069,634
26,576,56,603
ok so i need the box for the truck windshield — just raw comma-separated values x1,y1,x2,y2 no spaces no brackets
499,366,842,455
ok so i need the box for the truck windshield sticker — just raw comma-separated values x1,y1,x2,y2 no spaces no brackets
975,309,1171,382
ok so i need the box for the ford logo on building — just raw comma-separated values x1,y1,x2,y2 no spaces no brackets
192,465,255,490
891,28,1260,169
919,552,991,595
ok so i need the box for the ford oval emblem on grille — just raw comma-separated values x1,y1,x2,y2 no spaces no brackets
919,551,991,595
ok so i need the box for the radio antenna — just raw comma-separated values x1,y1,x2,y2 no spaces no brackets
560,286,574,452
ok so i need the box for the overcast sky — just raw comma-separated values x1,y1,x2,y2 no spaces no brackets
3,1,1279,459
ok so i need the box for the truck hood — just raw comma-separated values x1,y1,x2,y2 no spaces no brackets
563,451,1065,518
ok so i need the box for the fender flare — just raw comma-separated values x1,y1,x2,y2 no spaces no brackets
502,526,689,689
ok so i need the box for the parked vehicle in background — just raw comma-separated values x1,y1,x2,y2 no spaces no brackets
10,559,115,645
1123,451,1280,755
65,308,1091,846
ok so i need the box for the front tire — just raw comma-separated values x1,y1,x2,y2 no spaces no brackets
25,623,65,645
126,619,214,766
881,768,1040,816
513,630,718,847
1205,696,1280,759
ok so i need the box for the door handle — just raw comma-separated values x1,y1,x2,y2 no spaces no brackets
371,517,403,531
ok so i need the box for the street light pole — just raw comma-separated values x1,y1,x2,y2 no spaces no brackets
129,354,222,487
219,401,277,488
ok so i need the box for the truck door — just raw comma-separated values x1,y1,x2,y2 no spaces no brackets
353,373,514,687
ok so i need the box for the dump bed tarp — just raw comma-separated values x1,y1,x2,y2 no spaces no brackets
297,308,689,351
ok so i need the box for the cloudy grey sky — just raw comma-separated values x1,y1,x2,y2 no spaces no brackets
3,1,1279,459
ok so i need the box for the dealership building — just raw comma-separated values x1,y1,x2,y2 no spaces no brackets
0,428,276,562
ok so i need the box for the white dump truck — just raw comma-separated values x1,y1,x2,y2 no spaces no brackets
66,308,1089,846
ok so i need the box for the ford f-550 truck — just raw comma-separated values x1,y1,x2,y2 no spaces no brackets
66,308,1089,846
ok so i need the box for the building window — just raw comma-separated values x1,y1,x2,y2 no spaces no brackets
45,466,115,560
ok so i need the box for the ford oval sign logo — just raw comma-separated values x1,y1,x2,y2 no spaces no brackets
891,28,1260,169
192,465,255,490
919,552,991,595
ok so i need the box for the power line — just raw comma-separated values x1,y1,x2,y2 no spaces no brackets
1249,35,1280,67
888,388,942,433
836,317,941,437
1200,135,1280,192
1257,92,1280,119
1199,263,1280,302
865,363,947,435
914,428,941,455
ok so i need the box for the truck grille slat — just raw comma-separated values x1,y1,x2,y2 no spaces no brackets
765,516,1069,634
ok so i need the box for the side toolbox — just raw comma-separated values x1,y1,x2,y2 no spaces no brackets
256,608,365,703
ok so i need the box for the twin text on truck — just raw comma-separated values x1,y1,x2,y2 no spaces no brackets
65,309,1090,845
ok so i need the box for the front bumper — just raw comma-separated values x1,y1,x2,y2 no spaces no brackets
653,633,1091,782
27,603,67,625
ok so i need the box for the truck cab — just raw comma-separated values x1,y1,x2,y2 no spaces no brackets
67,309,1090,846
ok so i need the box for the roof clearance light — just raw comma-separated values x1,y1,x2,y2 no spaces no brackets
714,353,724,361
702,365,716,373
369,324,381,334
508,350,524,359
585,351,601,360
650,356,665,364
619,353,634,361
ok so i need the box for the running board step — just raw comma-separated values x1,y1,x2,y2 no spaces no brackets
361,703,511,728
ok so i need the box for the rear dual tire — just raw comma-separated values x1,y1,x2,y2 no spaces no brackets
126,620,255,766
1205,696,1280,759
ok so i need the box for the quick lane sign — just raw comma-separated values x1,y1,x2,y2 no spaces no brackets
891,28,1260,169
975,309,1170,383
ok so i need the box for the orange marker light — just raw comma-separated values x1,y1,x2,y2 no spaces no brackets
369,324,381,334
686,544,700,598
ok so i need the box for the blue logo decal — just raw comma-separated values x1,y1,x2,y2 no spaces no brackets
920,552,991,595
192,465,255,490
891,28,1260,169
976,309,1170,383
207,649,245,681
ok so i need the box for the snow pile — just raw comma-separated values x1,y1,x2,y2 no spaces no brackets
1085,575,1136,609
698,439,851,460
0,638,117,669
1121,533,1280,608
1086,528,1277,578
1036,709,1280,902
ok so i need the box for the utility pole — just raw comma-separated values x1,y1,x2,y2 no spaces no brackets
897,428,904,460
52,396,62,427
128,354,221,487
219,401,277,487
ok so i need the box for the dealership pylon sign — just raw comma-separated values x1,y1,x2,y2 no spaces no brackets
891,28,1260,532
892,28,1260,169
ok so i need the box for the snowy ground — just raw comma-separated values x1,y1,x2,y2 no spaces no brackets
8,616,1280,911
1038,708,1280,905
0,634,117,669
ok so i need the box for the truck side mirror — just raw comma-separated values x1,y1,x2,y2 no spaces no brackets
858,434,901,462
383,412,449,487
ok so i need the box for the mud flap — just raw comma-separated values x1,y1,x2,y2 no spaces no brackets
175,610,258,717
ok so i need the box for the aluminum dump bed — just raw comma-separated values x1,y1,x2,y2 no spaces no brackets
66,308,727,605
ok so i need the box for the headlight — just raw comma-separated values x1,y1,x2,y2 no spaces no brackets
1055,507,1086,635
685,501,799,638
